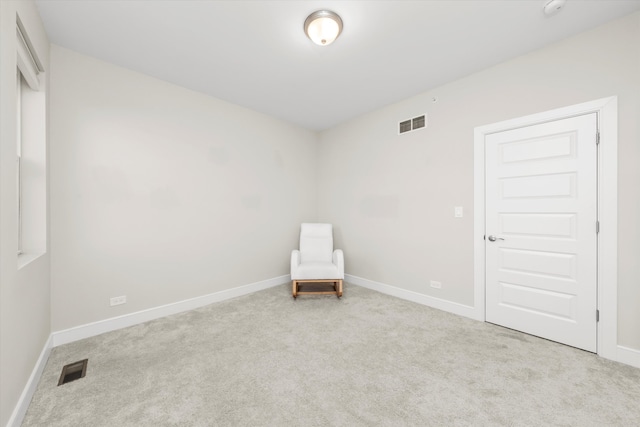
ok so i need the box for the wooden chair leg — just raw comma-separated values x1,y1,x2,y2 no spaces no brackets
337,279,343,298
292,280,298,298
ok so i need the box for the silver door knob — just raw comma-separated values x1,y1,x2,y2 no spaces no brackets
487,235,504,242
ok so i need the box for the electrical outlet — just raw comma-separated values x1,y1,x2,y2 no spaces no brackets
430,280,442,289
110,295,127,306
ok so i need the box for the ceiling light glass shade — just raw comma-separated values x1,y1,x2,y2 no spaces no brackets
304,10,343,46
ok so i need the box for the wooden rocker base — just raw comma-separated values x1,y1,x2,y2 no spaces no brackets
292,279,343,299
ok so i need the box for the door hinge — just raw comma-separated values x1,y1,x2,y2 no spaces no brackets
596,310,600,322
596,221,600,234
596,131,600,145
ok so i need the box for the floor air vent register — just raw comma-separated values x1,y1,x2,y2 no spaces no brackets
58,359,88,386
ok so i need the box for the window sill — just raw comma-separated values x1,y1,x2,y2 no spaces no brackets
18,252,45,270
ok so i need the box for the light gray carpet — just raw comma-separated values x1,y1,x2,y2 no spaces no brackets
22,284,640,426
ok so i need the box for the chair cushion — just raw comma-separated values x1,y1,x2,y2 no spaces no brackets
292,262,341,280
300,223,333,263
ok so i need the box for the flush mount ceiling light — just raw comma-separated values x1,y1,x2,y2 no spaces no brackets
304,10,343,46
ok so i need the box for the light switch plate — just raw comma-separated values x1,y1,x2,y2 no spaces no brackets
455,206,463,218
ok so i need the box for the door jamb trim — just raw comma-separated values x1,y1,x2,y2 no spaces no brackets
473,96,617,360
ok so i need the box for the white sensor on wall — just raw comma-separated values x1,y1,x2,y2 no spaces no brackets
544,0,566,16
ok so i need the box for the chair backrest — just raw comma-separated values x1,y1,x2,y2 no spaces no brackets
299,223,333,263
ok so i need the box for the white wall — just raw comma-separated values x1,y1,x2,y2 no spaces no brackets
49,46,318,331
318,12,640,350
0,1,50,425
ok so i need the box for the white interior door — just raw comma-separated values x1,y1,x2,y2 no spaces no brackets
485,113,598,352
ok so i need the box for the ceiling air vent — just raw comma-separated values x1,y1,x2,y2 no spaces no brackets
398,114,427,135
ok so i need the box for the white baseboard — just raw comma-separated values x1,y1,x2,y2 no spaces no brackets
346,274,477,320
616,345,640,369
6,335,53,427
52,275,289,347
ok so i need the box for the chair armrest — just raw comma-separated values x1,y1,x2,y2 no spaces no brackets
333,249,344,278
291,250,301,277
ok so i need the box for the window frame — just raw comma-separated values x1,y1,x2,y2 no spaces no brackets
17,69,23,255
15,14,46,266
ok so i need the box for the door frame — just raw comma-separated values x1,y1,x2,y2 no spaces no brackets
473,96,617,360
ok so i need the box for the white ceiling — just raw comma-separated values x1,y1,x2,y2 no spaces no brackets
35,0,640,131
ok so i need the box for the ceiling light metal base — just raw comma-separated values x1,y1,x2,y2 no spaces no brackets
304,10,343,46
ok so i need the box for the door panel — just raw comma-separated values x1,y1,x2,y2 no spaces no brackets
498,282,575,320
501,173,576,199
500,213,576,238
485,113,597,352
500,248,576,279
